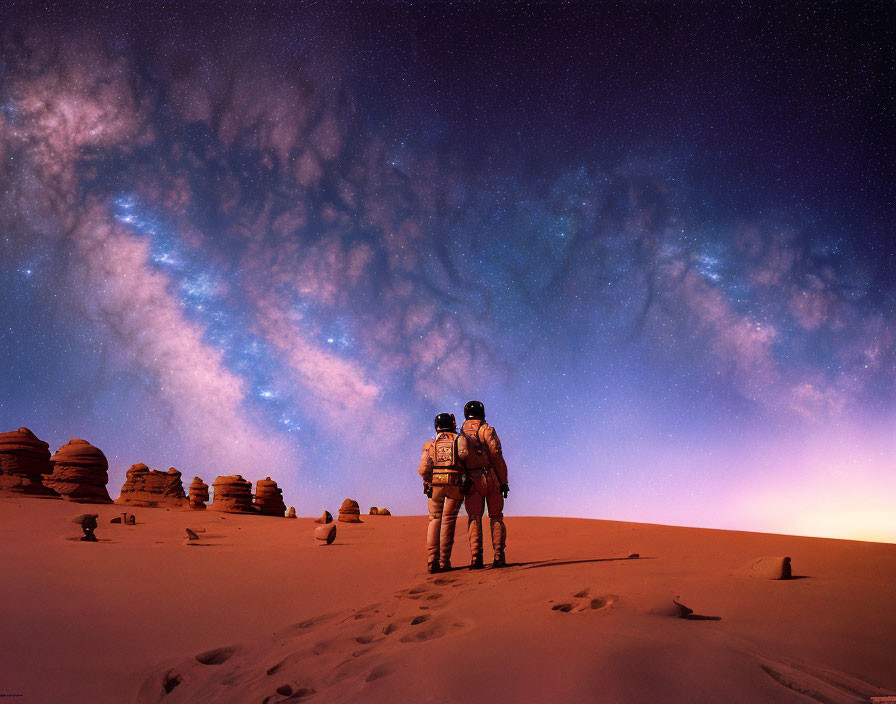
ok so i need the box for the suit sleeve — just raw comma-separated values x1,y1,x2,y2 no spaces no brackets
417,442,434,482
456,434,470,464
481,425,508,485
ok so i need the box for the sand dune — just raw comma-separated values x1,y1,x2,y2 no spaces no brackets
1,498,894,703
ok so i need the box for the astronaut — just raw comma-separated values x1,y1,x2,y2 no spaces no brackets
418,412,470,574
460,400,509,568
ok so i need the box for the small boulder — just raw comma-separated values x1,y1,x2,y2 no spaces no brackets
286,507,296,518
110,516,122,524
376,508,391,516
369,506,379,515
185,528,199,542
314,510,333,524
72,513,99,541
314,523,337,545
748,556,792,580
338,498,362,523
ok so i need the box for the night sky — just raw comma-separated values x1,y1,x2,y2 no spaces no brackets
2,2,894,541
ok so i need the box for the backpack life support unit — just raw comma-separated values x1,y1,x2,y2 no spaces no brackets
461,420,489,469
431,431,466,488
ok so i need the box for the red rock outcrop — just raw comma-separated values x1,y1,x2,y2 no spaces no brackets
44,439,112,504
210,475,253,513
116,464,188,508
254,477,287,516
377,508,391,516
0,427,56,496
338,498,361,523
314,510,333,524
369,506,379,515
314,523,337,544
286,507,296,519
189,477,209,510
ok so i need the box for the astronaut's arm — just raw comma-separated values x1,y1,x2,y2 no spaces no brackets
417,444,433,484
483,427,509,485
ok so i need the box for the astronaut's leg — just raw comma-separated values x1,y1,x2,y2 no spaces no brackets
426,493,445,570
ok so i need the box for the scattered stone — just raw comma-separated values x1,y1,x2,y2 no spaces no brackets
314,523,337,545
314,510,333,524
45,439,112,503
672,596,722,621
628,553,640,559
369,506,379,515
210,475,254,513
254,477,287,516
185,528,199,542
72,513,99,541
116,464,188,508
126,513,136,525
0,427,56,496
188,477,209,510
338,498,362,523
110,516,122,524
377,508,391,516
748,556,792,580
286,507,296,518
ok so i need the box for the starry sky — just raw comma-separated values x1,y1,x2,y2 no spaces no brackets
1,2,894,541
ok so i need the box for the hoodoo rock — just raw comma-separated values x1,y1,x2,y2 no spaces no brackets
254,477,287,516
45,439,112,504
369,506,379,515
338,498,361,523
313,523,337,544
286,507,296,519
72,513,99,541
210,475,254,513
189,477,209,510
377,508,391,516
314,510,333,524
116,465,188,508
0,427,56,496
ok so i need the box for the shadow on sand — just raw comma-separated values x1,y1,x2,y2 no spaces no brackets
512,555,653,571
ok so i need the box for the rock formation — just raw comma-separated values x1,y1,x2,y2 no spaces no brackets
286,507,296,518
377,507,391,516
184,528,199,543
116,464,188,508
338,498,361,523
210,475,254,513
189,477,209,510
314,510,333,524
72,513,99,541
0,427,56,496
254,477,286,516
314,523,337,544
44,439,112,503
110,513,135,524
369,506,379,515
748,556,792,580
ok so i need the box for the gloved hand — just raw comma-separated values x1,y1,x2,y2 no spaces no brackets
500,483,509,498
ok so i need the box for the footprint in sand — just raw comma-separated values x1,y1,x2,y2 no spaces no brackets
550,587,616,614
399,615,468,643
195,646,238,665
365,664,391,682
757,656,886,704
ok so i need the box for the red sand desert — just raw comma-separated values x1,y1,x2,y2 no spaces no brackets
1,498,894,703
